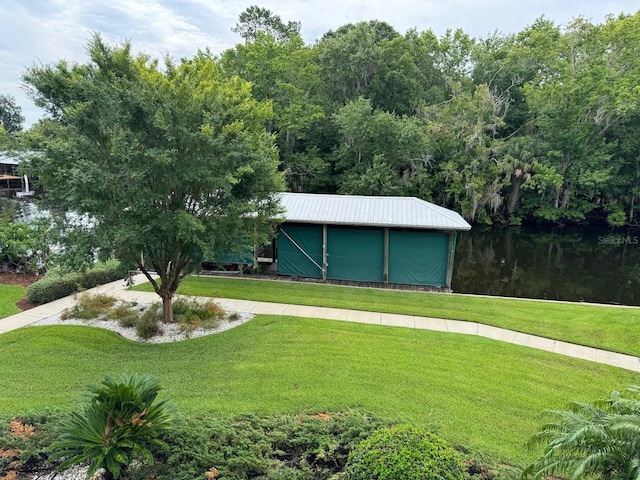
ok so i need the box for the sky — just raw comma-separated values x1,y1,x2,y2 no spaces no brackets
1,0,638,126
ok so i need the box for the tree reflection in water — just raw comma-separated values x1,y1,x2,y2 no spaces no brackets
453,228,640,305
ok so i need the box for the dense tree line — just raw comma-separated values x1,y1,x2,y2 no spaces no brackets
221,7,640,227
4,8,639,228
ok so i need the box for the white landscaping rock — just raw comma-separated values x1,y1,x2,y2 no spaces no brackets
29,304,254,343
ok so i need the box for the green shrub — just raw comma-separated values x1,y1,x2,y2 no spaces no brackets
79,260,128,289
108,302,141,328
344,425,466,480
26,260,126,304
606,209,627,228
141,410,392,480
172,297,225,336
61,293,117,320
0,221,50,274
137,304,163,339
25,271,82,304
2,410,505,480
0,410,65,477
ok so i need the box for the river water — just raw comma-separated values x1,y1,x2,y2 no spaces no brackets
453,227,640,306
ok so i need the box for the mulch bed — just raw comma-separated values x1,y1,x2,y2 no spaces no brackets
0,272,41,311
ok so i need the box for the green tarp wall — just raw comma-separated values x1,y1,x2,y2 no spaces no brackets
388,230,449,286
327,227,384,282
277,224,323,278
277,223,452,287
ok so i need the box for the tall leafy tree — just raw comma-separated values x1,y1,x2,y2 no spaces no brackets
367,35,424,115
316,21,399,106
501,136,537,221
402,29,448,106
435,28,475,95
232,5,301,43
523,14,640,224
221,30,325,190
332,97,429,196
424,84,509,221
596,12,640,225
0,94,24,135
23,35,283,322
471,32,535,136
606,112,640,225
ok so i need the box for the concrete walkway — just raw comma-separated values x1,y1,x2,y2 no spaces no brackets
2,274,640,373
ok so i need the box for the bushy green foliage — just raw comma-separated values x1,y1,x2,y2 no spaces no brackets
0,93,24,134
0,221,50,273
172,297,226,336
127,298,227,339
523,385,640,480
0,411,62,477
0,407,515,480
25,271,82,304
79,260,129,289
136,305,163,339
26,260,125,304
109,301,141,328
606,210,627,228
0,198,17,223
61,293,117,320
24,34,284,324
0,222,32,270
51,374,174,480
2,410,393,480
343,425,466,480
137,410,392,480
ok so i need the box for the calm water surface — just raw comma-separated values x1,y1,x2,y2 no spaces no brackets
453,228,640,306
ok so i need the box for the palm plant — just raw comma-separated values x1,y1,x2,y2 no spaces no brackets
523,386,640,480
52,373,175,480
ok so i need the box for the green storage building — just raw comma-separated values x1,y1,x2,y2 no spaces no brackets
276,193,471,289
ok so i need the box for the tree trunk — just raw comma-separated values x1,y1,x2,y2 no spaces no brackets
560,185,571,209
506,176,524,217
161,292,173,324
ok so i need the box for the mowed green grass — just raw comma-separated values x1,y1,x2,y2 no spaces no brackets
0,316,637,465
0,284,25,319
132,276,640,356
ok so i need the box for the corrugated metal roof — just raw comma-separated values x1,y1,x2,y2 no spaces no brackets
279,193,471,231
0,155,20,165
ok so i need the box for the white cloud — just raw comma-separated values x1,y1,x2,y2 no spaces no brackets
102,0,218,55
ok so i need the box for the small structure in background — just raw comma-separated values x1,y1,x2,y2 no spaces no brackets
0,155,34,198
274,193,471,290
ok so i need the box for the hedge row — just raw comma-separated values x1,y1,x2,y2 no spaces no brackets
0,409,513,480
26,260,128,304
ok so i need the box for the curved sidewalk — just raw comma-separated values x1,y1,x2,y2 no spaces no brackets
1,274,639,373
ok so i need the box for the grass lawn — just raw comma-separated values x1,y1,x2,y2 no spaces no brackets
0,316,637,466
132,276,640,356
0,284,25,319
